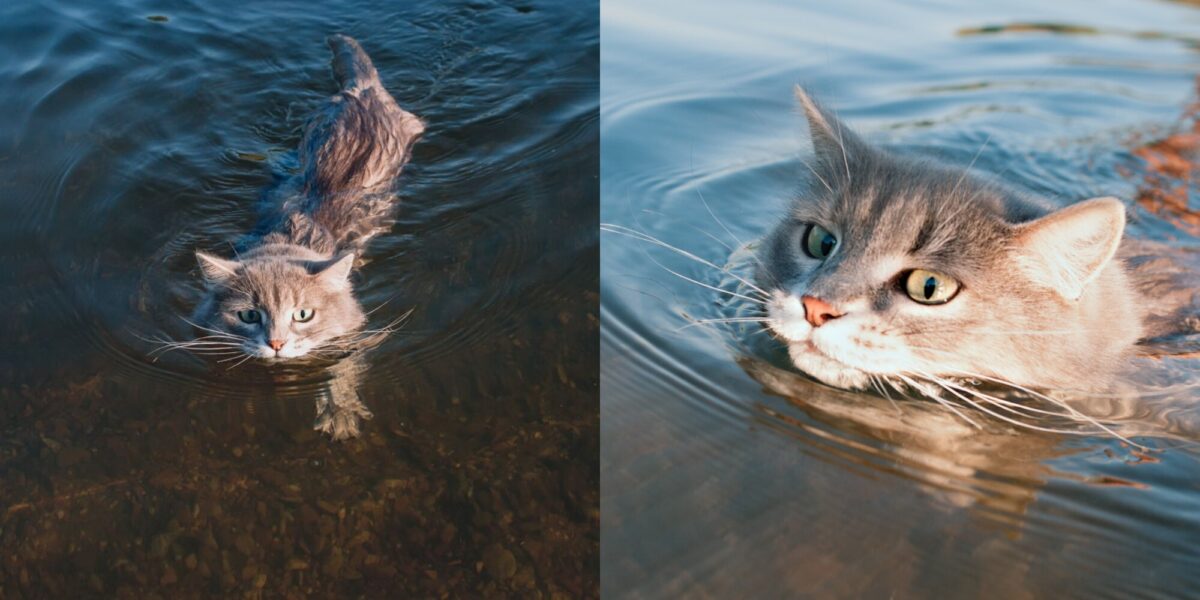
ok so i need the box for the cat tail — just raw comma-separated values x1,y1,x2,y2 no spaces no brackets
296,35,423,248
327,34,381,93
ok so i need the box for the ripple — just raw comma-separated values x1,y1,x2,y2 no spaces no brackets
1,0,597,594
602,3,1200,590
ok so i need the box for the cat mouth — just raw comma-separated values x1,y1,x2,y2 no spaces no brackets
764,312,876,389
785,339,872,390
791,338,849,369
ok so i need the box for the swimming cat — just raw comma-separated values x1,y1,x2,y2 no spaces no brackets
192,35,423,361
757,86,1143,394
184,36,421,440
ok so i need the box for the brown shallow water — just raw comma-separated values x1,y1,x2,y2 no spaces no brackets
0,0,597,597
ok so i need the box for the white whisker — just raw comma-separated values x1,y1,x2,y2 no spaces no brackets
872,374,902,414
224,354,256,370
896,373,981,429
799,157,834,195
939,368,1144,448
675,317,772,332
600,224,771,299
912,370,1115,438
832,110,852,185
949,133,992,199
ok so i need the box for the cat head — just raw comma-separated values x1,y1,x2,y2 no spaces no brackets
191,248,365,360
757,86,1139,391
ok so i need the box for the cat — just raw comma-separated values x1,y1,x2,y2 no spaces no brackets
756,86,1144,395
192,35,423,362
185,36,422,440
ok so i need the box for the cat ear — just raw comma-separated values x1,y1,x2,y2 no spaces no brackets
195,251,240,283
312,253,355,289
1011,197,1126,301
794,85,867,180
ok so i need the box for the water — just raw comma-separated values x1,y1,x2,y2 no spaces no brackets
601,0,1200,597
0,0,597,596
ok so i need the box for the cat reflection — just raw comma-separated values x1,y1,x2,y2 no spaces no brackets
740,357,1070,516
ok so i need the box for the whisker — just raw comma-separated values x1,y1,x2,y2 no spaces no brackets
660,264,767,305
133,328,250,362
949,133,992,200
675,317,772,332
693,187,784,293
925,373,1072,421
745,327,776,338
224,354,256,370
180,318,250,341
896,366,1148,449
154,340,244,348
363,295,399,317
313,307,417,355
912,370,1115,438
872,374,903,415
604,231,770,307
895,373,982,429
832,109,852,186
938,368,1144,448
799,157,834,195
636,208,735,253
600,224,772,299
694,186,765,264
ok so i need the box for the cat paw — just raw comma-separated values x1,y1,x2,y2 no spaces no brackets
313,405,374,441
313,401,374,441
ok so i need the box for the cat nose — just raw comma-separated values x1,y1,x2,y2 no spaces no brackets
268,339,285,351
801,295,844,327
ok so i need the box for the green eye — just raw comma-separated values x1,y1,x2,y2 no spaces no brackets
904,269,960,305
293,308,315,322
803,224,837,259
237,309,261,324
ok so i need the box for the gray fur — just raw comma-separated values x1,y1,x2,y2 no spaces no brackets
757,86,1142,392
192,35,423,360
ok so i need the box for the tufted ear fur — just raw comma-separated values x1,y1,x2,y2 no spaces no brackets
310,253,356,289
794,85,869,180
195,251,240,283
1011,197,1126,301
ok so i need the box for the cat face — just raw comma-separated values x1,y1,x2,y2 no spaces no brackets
757,87,1137,391
192,250,365,360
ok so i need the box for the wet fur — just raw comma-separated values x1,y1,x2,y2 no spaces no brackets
191,35,423,360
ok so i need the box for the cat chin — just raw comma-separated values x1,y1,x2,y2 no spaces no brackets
787,342,871,390
247,345,313,360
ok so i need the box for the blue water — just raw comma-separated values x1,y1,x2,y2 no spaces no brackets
602,0,1200,597
0,0,597,596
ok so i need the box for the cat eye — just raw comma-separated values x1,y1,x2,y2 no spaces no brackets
237,309,262,324
802,224,837,259
293,308,315,322
903,269,960,305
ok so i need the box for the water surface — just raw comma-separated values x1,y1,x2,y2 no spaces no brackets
0,0,598,596
602,0,1200,596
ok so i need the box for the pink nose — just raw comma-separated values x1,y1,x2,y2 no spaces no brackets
268,339,285,351
802,295,844,327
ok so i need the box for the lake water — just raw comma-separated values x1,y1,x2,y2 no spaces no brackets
601,0,1200,597
0,0,597,596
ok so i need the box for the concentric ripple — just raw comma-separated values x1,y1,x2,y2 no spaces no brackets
0,0,598,596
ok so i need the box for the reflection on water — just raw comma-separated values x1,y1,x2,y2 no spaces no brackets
0,0,597,596
742,358,1067,519
602,0,1200,596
